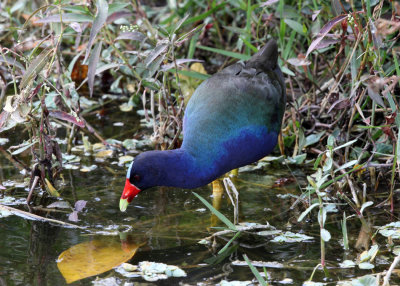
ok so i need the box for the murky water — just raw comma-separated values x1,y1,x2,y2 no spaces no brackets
0,106,399,285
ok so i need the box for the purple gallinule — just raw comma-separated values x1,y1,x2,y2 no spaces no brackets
120,39,286,211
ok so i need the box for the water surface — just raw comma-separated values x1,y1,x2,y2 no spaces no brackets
0,106,398,285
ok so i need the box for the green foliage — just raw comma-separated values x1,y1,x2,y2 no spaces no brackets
1,0,400,283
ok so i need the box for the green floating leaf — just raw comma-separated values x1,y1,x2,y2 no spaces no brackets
347,275,377,285
272,231,313,243
339,260,355,268
358,262,375,270
378,221,400,239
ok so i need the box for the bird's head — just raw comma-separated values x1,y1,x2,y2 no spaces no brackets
119,151,164,212
120,161,141,212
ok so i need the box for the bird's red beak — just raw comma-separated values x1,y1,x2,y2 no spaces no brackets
120,178,141,212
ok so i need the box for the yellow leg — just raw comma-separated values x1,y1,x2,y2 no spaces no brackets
210,179,224,227
230,168,239,177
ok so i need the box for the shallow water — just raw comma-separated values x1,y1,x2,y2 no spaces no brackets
0,106,399,285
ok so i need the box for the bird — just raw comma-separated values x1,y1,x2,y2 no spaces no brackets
120,39,286,212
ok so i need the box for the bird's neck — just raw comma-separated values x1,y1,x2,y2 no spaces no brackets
149,148,212,189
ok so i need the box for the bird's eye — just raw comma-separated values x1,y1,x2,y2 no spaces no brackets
134,175,141,182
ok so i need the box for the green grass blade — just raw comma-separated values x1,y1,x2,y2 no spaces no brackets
342,211,349,250
170,69,211,81
245,0,252,55
187,32,200,59
240,36,258,53
182,3,225,27
197,45,251,61
283,30,296,60
243,254,268,286
192,192,237,230
218,231,241,255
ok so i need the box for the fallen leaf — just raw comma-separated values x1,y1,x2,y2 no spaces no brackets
306,14,348,57
57,238,142,283
45,178,60,197
287,57,311,66
71,57,88,83
47,201,71,209
49,110,85,128
68,211,79,222
74,200,87,212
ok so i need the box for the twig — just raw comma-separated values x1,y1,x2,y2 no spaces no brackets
26,176,39,204
203,224,273,241
0,204,84,229
383,254,400,286
223,177,239,225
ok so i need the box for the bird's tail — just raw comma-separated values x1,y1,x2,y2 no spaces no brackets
245,39,278,71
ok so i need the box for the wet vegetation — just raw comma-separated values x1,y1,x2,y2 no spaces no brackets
2,0,400,285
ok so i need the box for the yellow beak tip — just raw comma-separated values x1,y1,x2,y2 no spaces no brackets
119,198,129,212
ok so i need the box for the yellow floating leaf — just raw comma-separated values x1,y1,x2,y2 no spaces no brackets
44,178,60,197
92,143,106,151
79,165,97,173
57,238,142,283
95,150,113,158
119,155,134,164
